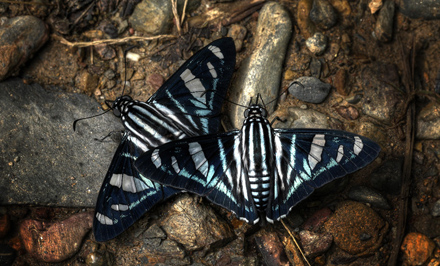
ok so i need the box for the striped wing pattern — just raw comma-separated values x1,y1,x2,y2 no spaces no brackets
135,127,380,224
93,38,236,241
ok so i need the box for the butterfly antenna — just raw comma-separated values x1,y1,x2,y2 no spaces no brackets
73,108,112,131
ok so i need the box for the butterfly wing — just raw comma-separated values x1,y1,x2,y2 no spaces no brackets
134,132,261,224
268,129,380,222
148,38,236,135
94,38,236,241
94,133,180,242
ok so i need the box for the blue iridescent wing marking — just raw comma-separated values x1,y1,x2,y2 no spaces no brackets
268,129,380,222
93,38,236,241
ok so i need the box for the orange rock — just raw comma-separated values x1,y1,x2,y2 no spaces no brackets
401,232,435,266
20,211,93,262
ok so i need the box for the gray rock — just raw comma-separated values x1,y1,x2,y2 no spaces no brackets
0,79,123,207
288,76,331,103
0,16,49,81
306,32,328,55
309,57,322,78
373,0,395,42
227,2,292,129
369,158,403,195
309,0,338,30
431,199,440,217
130,0,201,35
398,0,440,19
348,186,391,210
417,102,440,139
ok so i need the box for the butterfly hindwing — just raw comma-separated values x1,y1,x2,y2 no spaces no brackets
134,131,261,224
94,38,236,241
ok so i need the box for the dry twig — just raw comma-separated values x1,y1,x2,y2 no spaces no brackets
281,220,311,266
53,34,177,48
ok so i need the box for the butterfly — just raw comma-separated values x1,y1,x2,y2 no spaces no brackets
93,38,236,241
134,97,381,224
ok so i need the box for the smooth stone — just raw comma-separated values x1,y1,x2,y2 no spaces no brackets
348,186,391,210
310,57,322,78
288,76,331,103
228,2,292,129
309,0,338,30
306,32,327,55
373,0,395,42
398,0,440,19
255,229,290,265
0,16,49,81
130,0,201,35
369,0,383,14
0,79,123,207
334,106,359,120
417,102,440,139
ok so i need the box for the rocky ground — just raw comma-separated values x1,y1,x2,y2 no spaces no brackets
1,0,440,265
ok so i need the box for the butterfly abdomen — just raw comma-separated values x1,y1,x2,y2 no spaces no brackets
242,104,275,212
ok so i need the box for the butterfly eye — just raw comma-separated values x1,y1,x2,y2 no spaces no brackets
260,107,267,117
244,108,250,118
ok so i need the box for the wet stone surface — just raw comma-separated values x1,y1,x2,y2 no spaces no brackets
288,76,331,103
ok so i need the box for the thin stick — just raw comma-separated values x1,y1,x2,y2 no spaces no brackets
171,0,182,36
281,220,311,266
53,34,177,48
181,0,188,25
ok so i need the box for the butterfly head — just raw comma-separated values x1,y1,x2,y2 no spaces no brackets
244,104,268,119
112,95,133,117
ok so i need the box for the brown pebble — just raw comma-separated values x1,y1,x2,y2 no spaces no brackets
401,232,436,266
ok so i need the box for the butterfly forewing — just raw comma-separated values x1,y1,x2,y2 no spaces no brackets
93,38,236,241
268,129,380,222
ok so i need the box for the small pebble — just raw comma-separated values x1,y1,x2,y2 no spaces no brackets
334,106,359,120
288,76,331,103
227,24,247,52
310,57,322,78
302,207,333,231
306,32,328,55
299,230,333,256
369,0,383,14
401,232,436,266
309,0,338,30
431,199,440,217
333,68,349,96
348,186,391,209
346,94,363,104
373,0,395,42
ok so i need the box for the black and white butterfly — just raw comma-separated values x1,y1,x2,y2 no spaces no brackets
93,38,236,241
134,97,381,224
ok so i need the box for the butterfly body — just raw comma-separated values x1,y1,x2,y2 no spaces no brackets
135,102,381,225
94,38,236,241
